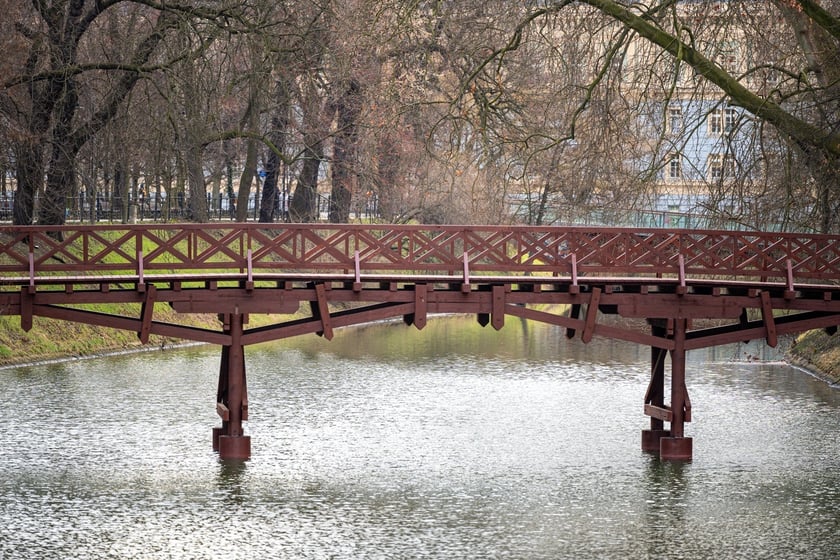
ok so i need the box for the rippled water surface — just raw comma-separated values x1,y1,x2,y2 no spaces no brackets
1,317,838,559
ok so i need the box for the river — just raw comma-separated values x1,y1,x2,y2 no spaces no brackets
0,316,838,559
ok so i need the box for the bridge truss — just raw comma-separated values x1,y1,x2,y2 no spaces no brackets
2,224,840,460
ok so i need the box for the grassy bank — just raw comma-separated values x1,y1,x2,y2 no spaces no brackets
0,303,222,367
788,330,840,385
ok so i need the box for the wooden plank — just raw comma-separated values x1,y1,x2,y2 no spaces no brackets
33,304,231,345
170,295,299,315
644,404,672,423
242,302,415,346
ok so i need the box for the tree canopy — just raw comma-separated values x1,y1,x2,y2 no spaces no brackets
0,0,837,230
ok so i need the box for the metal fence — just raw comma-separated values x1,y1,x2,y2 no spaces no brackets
0,191,382,223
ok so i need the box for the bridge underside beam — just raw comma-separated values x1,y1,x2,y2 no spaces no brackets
7,281,840,351
26,303,231,345
684,311,840,350
242,302,416,346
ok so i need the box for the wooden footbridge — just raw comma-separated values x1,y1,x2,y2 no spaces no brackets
2,223,840,461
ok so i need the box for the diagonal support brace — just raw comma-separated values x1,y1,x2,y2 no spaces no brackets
581,287,601,343
310,283,334,340
759,290,778,347
138,284,157,344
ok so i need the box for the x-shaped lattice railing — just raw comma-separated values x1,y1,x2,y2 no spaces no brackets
1,224,839,283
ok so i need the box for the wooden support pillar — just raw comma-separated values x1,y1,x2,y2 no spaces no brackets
214,313,251,460
213,344,230,452
491,284,505,331
20,286,33,332
403,283,427,329
759,290,778,348
566,303,581,339
642,322,670,452
660,318,692,461
138,285,156,344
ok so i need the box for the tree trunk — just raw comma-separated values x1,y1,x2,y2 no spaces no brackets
376,135,400,222
289,139,323,223
186,144,208,222
237,139,258,222
39,72,82,228
114,161,129,223
775,2,840,232
259,82,291,223
259,148,280,223
328,80,361,223
12,141,43,225
12,35,59,225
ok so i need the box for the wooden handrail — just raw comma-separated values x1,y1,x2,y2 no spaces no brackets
1,224,839,284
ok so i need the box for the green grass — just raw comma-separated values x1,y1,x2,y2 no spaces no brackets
0,303,217,366
0,298,305,367
788,330,840,384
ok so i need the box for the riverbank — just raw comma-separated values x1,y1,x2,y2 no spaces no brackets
787,329,840,385
0,304,212,366
1,309,839,386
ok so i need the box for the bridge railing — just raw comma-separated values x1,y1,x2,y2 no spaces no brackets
1,224,839,285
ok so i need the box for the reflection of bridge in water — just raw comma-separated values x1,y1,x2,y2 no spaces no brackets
2,224,840,461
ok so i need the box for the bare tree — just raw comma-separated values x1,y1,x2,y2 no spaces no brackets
0,2,190,227
468,0,840,230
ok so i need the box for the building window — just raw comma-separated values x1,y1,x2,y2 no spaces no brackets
708,110,723,136
724,107,738,132
667,153,682,180
668,106,682,134
708,153,734,180
708,107,738,135
708,154,723,180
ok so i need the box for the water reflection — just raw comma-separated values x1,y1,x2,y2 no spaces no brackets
217,460,249,504
640,456,689,558
0,316,838,559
